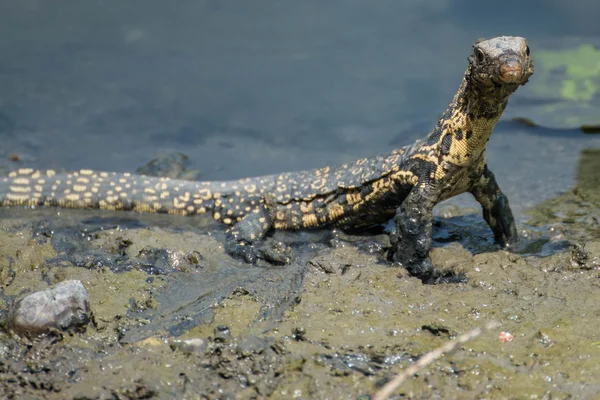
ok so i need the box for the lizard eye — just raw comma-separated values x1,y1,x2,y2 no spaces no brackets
525,45,530,56
475,48,486,64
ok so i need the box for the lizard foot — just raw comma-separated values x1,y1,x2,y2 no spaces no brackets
225,240,259,264
257,238,295,265
225,239,294,265
388,232,434,279
401,256,433,279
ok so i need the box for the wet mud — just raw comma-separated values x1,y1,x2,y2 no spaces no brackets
0,148,599,399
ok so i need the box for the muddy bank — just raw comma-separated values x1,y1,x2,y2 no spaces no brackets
0,149,599,399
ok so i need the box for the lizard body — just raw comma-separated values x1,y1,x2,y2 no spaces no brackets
0,36,534,277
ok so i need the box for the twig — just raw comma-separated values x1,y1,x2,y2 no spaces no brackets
372,321,500,400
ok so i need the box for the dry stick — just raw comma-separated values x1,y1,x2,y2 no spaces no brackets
372,321,501,400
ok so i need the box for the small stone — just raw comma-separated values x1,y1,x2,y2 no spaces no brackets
170,338,207,354
292,326,306,341
498,331,514,343
567,242,591,269
10,280,90,335
235,335,270,357
537,330,552,345
213,325,231,342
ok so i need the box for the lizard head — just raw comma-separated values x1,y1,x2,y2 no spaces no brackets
468,36,534,89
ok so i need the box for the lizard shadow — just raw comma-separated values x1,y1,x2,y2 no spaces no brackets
327,211,571,284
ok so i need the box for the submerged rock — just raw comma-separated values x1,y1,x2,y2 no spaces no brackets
10,280,91,335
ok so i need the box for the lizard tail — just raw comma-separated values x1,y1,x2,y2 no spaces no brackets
0,168,218,216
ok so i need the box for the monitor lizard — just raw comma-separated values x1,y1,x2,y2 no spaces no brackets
0,36,534,278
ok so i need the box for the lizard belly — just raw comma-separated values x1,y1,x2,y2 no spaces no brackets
272,181,408,231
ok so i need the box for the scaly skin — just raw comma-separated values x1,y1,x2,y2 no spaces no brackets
0,36,534,278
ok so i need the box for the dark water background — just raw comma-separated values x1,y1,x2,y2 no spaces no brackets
0,0,599,212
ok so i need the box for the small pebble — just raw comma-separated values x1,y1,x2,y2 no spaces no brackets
170,338,207,354
10,280,90,335
214,325,231,342
292,326,306,341
498,331,514,343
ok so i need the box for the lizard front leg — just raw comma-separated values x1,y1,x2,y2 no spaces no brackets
470,165,518,248
224,198,293,265
389,185,436,278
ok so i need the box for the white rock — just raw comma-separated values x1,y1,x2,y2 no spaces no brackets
10,280,90,335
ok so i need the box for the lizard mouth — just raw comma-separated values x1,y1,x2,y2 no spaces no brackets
499,64,522,83
496,55,530,85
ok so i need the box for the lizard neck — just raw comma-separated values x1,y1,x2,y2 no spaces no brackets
425,66,518,165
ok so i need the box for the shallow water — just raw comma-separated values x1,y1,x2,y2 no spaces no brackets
1,1,600,399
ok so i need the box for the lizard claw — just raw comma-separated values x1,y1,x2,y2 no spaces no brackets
257,239,295,265
388,235,434,279
225,239,294,265
405,258,433,279
225,240,258,264
390,251,434,279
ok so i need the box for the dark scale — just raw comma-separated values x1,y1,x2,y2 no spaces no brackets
0,36,534,278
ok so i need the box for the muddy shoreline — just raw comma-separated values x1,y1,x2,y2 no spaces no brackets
0,149,597,399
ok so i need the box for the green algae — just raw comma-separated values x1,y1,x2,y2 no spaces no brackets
535,44,600,102
512,41,600,128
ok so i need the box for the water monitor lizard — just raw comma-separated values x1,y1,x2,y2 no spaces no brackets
0,36,534,278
